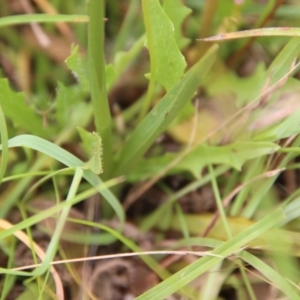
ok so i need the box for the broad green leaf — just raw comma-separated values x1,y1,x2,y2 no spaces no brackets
105,63,116,91
136,209,285,299
207,63,267,107
207,37,300,106
0,14,88,28
55,82,79,124
0,79,50,137
78,128,103,174
0,135,124,225
177,141,280,177
142,0,186,91
55,82,92,128
65,46,90,92
65,45,116,93
127,141,279,180
115,44,218,175
114,35,145,77
162,0,192,49
77,126,94,156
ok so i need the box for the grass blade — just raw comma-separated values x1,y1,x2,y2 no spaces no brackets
136,208,285,300
0,14,88,28
0,135,124,225
0,104,8,185
199,27,300,41
239,251,299,299
115,44,218,175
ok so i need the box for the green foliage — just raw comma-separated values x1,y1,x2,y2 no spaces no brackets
0,134,124,224
115,44,218,175
136,209,287,299
142,0,186,91
0,14,88,27
162,0,192,49
1,1,300,299
65,46,90,93
80,130,104,175
128,141,279,180
0,104,8,185
0,79,50,137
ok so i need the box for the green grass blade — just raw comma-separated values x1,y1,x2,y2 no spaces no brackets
239,251,299,299
115,44,218,175
200,27,300,41
88,0,113,178
33,168,83,276
267,36,300,85
0,104,8,185
0,14,88,28
0,179,120,244
136,208,285,300
0,135,124,225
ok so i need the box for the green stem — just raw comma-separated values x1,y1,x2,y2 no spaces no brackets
209,165,256,300
35,167,84,276
88,0,113,179
209,164,232,239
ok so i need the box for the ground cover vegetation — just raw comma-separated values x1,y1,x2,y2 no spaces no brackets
1,0,300,299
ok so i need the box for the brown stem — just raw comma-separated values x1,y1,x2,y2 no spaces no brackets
227,0,285,68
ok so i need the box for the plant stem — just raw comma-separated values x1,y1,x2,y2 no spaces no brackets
88,0,113,179
195,0,218,60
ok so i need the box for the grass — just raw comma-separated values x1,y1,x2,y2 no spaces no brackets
1,0,300,299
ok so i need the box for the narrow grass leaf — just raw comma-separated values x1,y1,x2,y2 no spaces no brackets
0,104,8,185
239,251,299,299
282,196,300,226
67,218,195,299
267,37,300,85
142,0,186,91
115,44,218,175
136,209,285,299
0,178,121,244
171,213,300,256
0,135,124,225
0,14,88,28
127,141,279,179
199,27,300,41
